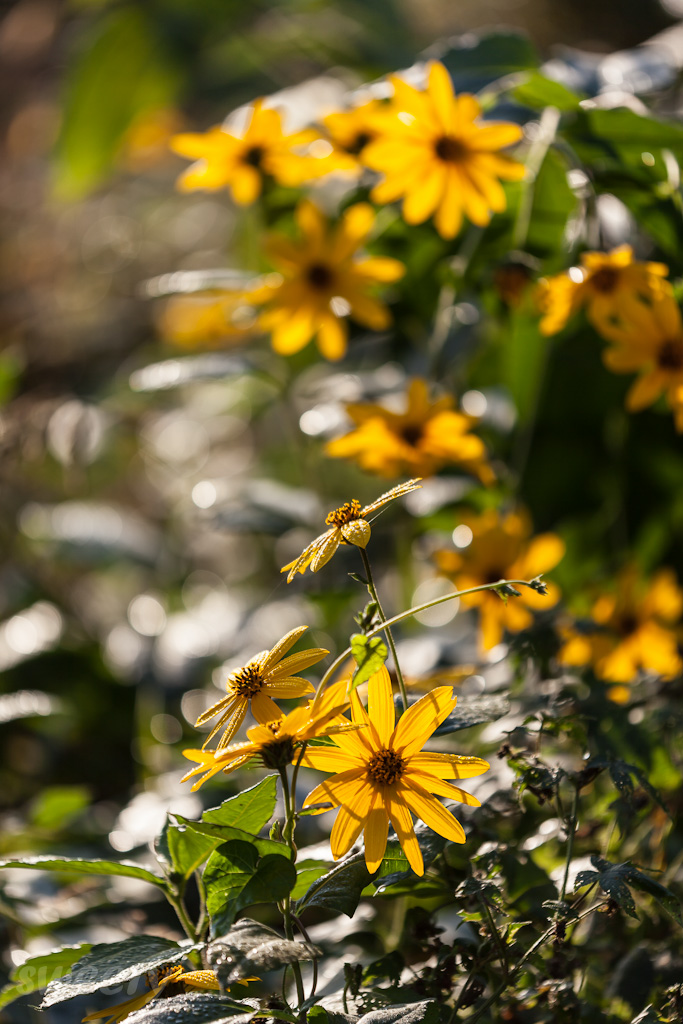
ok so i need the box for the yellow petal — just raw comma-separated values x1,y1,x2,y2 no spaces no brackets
406,770,481,807
399,779,466,843
301,747,363,771
428,61,456,133
316,313,348,361
330,779,375,858
363,796,389,873
387,790,423,875
261,626,308,670
367,665,395,746
271,648,329,677
391,686,456,757
311,529,342,571
250,691,281,724
626,372,663,411
408,752,490,779
520,533,565,577
303,767,367,811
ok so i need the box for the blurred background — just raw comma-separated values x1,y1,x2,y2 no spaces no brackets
2,0,683,1019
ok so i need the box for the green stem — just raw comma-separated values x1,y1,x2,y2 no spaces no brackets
168,887,199,944
278,767,305,1010
316,578,542,698
512,106,561,251
560,785,580,904
359,547,409,712
480,897,509,979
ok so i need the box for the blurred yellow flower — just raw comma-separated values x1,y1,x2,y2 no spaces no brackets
301,666,489,876
119,107,185,172
182,678,352,790
537,245,669,337
558,567,682,687
157,293,258,348
257,201,404,360
82,965,223,1023
195,626,328,750
434,509,564,649
321,98,388,171
362,61,525,239
599,291,683,431
170,100,334,202
325,378,494,483
281,479,421,583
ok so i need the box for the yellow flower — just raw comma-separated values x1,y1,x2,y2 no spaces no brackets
170,99,330,203
325,378,494,483
257,201,404,361
537,245,669,337
321,99,389,171
362,61,525,239
599,292,683,431
195,627,329,750
119,107,185,172
434,509,565,649
157,292,258,349
558,567,682,687
82,965,226,1023
182,678,352,790
281,479,421,583
301,666,489,876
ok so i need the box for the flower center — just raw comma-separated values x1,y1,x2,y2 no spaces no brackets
367,747,406,785
434,135,468,164
657,337,683,370
347,130,372,155
261,734,296,769
147,966,184,997
615,613,638,636
589,267,620,293
325,499,362,526
306,262,334,290
243,145,265,168
401,423,423,446
232,663,265,697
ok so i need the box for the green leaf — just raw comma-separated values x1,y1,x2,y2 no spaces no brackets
123,992,254,1024
41,936,200,1007
575,858,638,919
439,30,540,93
208,918,320,988
0,945,91,1010
501,310,547,424
434,693,510,734
375,832,446,890
350,634,388,692
567,107,683,160
0,855,165,888
204,842,296,937
173,816,285,858
524,148,576,256
512,72,583,111
295,851,373,918
29,786,91,830
628,870,682,925
356,1001,440,1024
290,859,331,900
161,777,278,881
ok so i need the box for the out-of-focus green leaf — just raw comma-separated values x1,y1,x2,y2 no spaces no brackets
350,634,388,692
0,855,165,887
439,30,540,93
513,72,583,111
0,945,91,1010
208,918,320,987
204,841,296,937
524,149,576,256
123,992,253,1024
55,7,180,198
500,310,547,423
29,786,90,830
565,107,683,163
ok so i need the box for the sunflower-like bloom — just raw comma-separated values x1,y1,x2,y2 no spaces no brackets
558,567,682,695
82,965,229,1023
157,292,258,349
537,245,670,337
434,509,564,649
281,479,421,583
361,61,525,239
598,291,683,431
325,378,494,483
256,201,405,361
195,627,328,750
321,98,389,171
182,678,353,790
170,100,338,203
301,667,489,876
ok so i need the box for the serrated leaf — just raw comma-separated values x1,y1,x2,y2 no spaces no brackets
124,991,255,1024
41,936,201,1007
627,870,682,925
0,944,91,1010
575,858,637,918
294,851,373,918
350,634,388,693
375,831,446,890
356,1000,440,1024
173,816,285,858
204,842,296,937
0,855,165,888
208,918,320,988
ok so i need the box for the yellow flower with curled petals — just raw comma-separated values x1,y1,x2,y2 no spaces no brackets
182,679,353,790
281,479,421,583
599,292,683,431
537,245,670,337
195,627,328,750
170,100,332,203
82,964,248,1023
362,61,525,239
257,201,405,361
325,378,494,483
301,666,489,876
434,509,564,650
558,567,682,691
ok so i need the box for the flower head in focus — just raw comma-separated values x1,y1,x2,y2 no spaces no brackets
537,245,670,337
195,627,328,750
170,100,335,203
599,291,683,431
558,567,682,698
281,479,421,583
325,378,494,483
82,964,237,1023
434,509,564,649
362,61,525,239
257,201,405,360
301,666,489,875
182,679,353,790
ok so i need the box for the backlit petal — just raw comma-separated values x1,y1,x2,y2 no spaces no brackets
399,778,466,843
363,795,389,873
367,665,395,745
387,791,423,875
391,686,456,757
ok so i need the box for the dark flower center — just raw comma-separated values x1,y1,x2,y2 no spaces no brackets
589,267,619,293
326,499,362,526
484,569,504,585
368,747,406,785
307,262,334,290
657,337,683,370
615,613,639,637
401,423,424,446
261,735,297,769
232,663,264,697
243,145,265,168
434,136,468,164
347,131,372,155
